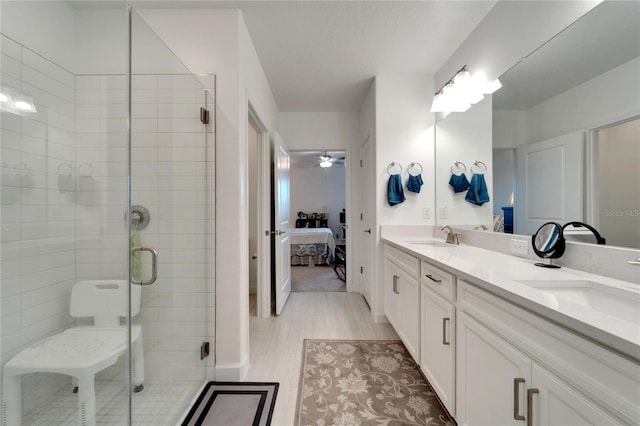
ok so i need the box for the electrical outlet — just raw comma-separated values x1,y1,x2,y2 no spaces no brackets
423,207,432,220
510,239,528,256
438,206,448,220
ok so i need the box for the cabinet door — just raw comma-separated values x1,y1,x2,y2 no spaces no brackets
530,363,622,426
384,259,400,328
421,285,455,415
456,312,531,426
399,268,420,361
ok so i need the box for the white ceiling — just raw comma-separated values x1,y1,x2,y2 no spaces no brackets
128,1,498,112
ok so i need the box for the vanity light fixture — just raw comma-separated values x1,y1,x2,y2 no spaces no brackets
430,66,502,113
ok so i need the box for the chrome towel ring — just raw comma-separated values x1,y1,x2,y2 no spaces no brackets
408,162,423,176
471,160,487,174
451,161,467,175
386,161,402,175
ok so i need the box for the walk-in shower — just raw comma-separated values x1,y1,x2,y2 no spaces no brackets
1,2,215,424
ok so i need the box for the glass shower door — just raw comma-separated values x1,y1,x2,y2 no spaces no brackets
128,8,212,425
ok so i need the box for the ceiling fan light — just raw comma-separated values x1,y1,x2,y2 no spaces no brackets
319,160,332,168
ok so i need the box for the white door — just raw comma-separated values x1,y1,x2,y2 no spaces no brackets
421,285,455,415
530,363,621,426
456,312,531,426
274,133,291,315
516,131,583,235
360,136,372,305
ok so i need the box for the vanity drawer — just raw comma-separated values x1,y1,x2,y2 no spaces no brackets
385,244,420,277
421,261,455,301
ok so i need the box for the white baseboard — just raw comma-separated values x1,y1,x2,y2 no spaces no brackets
214,356,250,381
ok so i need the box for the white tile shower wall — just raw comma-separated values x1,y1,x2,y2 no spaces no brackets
75,73,215,382
1,35,77,412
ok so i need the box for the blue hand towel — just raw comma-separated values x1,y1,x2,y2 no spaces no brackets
406,174,423,193
465,173,490,206
449,173,470,193
387,174,405,206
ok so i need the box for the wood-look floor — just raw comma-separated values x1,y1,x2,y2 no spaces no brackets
247,292,398,425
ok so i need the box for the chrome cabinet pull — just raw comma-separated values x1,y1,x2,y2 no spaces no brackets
393,275,399,294
514,378,525,421
526,388,539,426
131,246,158,286
442,317,450,345
627,257,640,265
425,274,442,283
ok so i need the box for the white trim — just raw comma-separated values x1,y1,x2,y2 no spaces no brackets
249,104,271,319
214,355,251,381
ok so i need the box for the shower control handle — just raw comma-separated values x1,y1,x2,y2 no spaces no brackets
131,246,158,286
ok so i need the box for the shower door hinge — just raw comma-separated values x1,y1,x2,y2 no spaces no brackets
200,107,210,124
200,341,210,360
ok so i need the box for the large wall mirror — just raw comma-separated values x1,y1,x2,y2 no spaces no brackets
435,0,640,249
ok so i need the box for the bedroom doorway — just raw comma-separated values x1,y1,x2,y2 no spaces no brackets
289,151,347,292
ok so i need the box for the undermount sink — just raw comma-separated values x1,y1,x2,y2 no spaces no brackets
517,280,640,324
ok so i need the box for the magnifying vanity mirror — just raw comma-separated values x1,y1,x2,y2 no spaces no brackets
532,222,566,268
435,0,640,250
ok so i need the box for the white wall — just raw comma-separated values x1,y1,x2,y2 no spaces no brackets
493,110,526,148
0,1,76,71
290,164,345,236
435,97,493,228
598,119,640,249
524,57,640,144
279,112,359,151
492,148,515,217
373,74,435,319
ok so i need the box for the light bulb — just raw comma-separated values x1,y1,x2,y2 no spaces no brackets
320,160,332,168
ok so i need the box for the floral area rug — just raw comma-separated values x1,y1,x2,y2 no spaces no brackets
294,339,455,426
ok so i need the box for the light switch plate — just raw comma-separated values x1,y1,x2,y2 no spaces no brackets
438,207,448,220
423,207,432,220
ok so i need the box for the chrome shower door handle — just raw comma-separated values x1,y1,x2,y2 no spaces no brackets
131,246,158,286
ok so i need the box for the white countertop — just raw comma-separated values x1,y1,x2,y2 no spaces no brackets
382,235,640,362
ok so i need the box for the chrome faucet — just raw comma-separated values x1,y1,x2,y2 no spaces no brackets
440,225,461,245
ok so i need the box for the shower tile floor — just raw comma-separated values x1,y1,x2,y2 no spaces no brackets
22,381,200,425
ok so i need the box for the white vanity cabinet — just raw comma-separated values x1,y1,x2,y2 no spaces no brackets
420,261,456,415
384,245,421,362
456,280,639,426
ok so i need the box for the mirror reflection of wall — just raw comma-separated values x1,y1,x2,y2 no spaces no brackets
596,118,640,249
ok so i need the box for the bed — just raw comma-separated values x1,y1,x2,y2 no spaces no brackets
289,228,335,266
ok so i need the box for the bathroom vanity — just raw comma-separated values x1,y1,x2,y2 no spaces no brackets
382,234,640,425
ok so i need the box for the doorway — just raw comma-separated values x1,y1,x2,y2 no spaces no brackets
289,151,347,292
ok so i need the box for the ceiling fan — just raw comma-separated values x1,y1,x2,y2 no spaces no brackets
316,152,345,168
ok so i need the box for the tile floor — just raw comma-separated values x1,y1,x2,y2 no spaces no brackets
20,292,391,425
246,291,398,425
21,380,199,425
